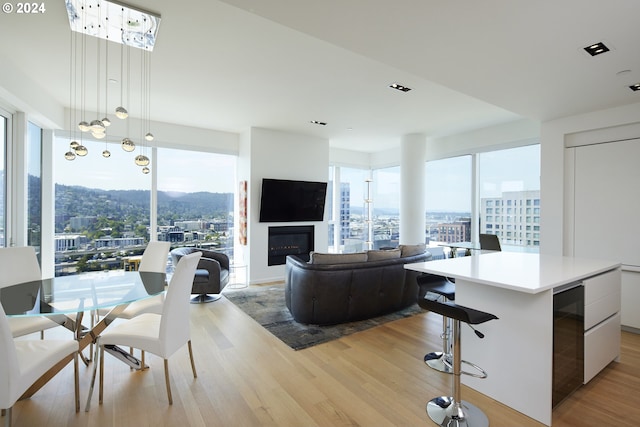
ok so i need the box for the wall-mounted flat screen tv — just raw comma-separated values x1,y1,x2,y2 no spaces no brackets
259,178,328,222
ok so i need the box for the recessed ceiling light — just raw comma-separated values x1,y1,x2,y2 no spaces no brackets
629,83,640,92
310,120,327,126
584,42,610,56
389,82,412,92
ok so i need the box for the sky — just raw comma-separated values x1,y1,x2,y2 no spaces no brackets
340,144,540,212
54,136,236,193
52,136,538,208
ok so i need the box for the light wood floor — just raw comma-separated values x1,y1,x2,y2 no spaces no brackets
9,288,640,427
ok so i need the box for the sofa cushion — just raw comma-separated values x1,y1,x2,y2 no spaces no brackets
367,248,401,261
399,243,426,257
309,252,368,265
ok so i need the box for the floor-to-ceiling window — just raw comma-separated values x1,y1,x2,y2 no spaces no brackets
371,166,400,249
328,166,369,253
27,122,42,259
478,144,540,250
425,155,472,257
327,165,401,253
51,134,237,275
0,110,7,247
53,137,151,275
156,147,235,262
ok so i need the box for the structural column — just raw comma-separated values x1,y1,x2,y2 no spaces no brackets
399,134,426,245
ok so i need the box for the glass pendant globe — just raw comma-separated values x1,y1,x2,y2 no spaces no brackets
64,151,76,161
90,119,106,132
78,121,90,132
75,145,88,156
115,106,128,119
101,117,111,127
142,166,150,174
92,131,106,139
121,137,135,152
134,154,150,166
102,149,111,158
70,140,80,149
145,132,154,141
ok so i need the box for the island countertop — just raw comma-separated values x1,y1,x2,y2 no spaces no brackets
405,251,620,294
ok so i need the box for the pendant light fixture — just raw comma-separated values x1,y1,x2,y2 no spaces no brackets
65,0,161,166
66,23,77,161
115,8,128,120
102,25,111,158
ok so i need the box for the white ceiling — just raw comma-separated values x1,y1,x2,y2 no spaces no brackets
1,0,639,153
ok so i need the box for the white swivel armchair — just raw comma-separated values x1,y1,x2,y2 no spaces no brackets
95,251,202,405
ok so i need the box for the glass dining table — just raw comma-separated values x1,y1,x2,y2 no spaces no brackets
0,269,166,404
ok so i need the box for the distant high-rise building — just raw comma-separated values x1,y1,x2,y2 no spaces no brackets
328,181,351,247
480,190,540,248
435,218,471,244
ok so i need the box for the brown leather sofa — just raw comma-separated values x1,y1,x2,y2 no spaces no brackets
170,247,229,303
284,247,432,325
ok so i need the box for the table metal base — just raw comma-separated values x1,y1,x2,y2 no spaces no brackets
103,344,148,370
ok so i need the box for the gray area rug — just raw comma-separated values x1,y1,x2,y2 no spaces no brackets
223,284,423,350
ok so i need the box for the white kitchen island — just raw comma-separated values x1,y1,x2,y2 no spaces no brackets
406,252,621,426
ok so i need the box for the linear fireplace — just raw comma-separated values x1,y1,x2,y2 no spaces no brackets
268,225,314,266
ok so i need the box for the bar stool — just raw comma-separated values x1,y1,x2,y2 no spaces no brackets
419,297,498,427
417,273,456,373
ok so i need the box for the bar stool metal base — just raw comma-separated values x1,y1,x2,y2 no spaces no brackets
426,396,489,427
424,351,454,374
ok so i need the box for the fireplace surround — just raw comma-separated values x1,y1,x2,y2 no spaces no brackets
268,225,314,266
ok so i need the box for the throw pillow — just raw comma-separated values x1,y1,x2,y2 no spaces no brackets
309,252,368,264
366,248,401,261
398,243,426,257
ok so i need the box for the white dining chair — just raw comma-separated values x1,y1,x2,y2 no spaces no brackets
105,241,171,366
114,241,171,319
0,303,80,427
0,247,61,339
96,251,202,405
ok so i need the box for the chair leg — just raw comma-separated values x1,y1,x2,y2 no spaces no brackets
99,346,105,404
85,339,101,412
3,407,11,427
188,340,197,378
163,359,173,404
74,352,80,413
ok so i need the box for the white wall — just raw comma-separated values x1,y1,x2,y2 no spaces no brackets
540,101,640,256
426,118,540,160
247,127,329,284
0,56,64,130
